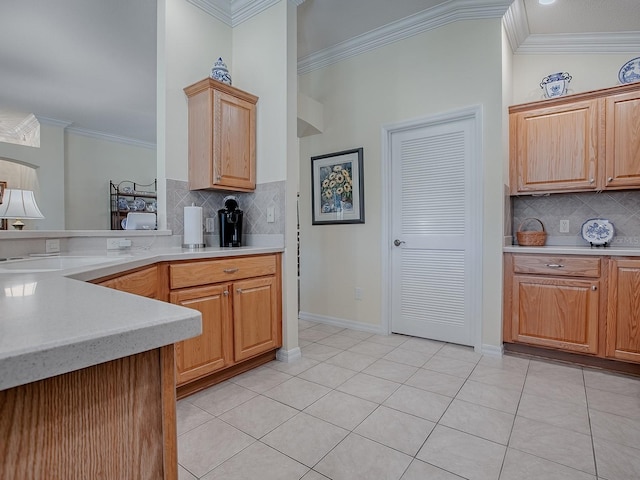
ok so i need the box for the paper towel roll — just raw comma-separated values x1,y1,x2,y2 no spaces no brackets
183,205,204,247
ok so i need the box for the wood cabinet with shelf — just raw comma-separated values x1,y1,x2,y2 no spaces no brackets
606,258,640,363
505,254,602,354
184,78,258,192
509,82,640,195
110,179,157,230
95,265,161,299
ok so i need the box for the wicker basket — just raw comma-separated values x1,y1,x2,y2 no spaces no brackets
516,218,547,246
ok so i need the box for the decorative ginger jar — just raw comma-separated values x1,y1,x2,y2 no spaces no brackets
210,57,232,85
540,72,571,98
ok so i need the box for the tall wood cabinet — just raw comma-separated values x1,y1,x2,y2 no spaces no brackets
606,258,640,363
184,78,258,192
509,82,640,195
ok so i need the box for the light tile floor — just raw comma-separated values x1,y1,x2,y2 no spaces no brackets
177,320,640,480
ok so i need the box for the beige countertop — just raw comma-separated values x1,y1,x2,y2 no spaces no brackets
0,246,284,391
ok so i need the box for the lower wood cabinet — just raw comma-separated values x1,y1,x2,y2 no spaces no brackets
507,254,601,354
505,253,640,366
169,253,282,393
172,284,233,384
606,258,640,362
93,253,283,393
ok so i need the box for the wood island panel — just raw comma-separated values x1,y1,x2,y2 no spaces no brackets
0,346,177,480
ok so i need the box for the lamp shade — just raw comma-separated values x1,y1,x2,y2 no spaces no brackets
0,189,44,219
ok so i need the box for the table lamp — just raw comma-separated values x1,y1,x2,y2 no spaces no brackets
0,189,44,230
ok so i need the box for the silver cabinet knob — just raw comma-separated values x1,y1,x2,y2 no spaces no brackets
223,290,229,296
589,178,595,183
591,285,597,291
607,177,613,182
393,239,405,247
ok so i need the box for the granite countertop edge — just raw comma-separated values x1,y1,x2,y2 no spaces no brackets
0,246,284,391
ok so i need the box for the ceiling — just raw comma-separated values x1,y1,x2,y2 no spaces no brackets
0,0,638,145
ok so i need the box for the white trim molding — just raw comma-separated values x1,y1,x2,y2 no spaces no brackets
298,0,512,75
503,0,640,54
480,343,504,357
187,0,280,27
276,347,302,362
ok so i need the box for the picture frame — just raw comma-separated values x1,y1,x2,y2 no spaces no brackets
311,147,364,225
0,181,6,230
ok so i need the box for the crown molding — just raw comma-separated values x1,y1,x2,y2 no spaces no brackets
502,0,529,53
187,0,281,27
288,0,306,5
36,116,73,129
297,0,512,75
66,126,157,150
515,32,640,54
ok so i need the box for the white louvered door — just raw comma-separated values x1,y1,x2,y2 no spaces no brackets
390,113,480,346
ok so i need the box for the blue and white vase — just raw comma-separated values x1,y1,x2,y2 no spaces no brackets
540,72,572,98
210,57,232,85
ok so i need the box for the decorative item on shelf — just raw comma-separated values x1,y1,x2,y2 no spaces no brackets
540,72,572,98
516,218,547,246
618,57,640,84
210,57,232,85
117,198,129,211
0,189,44,230
581,218,614,247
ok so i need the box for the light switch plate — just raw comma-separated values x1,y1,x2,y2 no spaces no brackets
267,207,275,223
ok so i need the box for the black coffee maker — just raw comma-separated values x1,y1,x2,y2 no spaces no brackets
218,196,243,247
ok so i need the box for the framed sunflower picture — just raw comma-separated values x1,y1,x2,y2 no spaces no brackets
311,147,364,225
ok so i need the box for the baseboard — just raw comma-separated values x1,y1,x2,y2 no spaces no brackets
481,343,504,357
276,347,302,363
298,311,387,335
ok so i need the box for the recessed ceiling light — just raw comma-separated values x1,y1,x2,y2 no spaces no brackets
539,0,556,5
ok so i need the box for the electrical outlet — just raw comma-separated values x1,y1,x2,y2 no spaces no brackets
106,238,131,250
355,287,363,300
560,219,570,233
45,239,60,253
205,217,216,232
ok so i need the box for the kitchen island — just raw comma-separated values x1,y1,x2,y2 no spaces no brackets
0,245,283,480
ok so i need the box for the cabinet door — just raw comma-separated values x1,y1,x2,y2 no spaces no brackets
172,284,233,385
606,259,640,362
97,265,158,299
213,89,256,191
512,275,599,354
510,99,600,193
232,276,280,362
605,90,640,188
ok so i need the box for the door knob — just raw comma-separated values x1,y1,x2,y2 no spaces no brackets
393,239,405,247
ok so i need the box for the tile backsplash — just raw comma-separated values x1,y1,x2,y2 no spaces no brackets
512,190,640,247
166,179,285,237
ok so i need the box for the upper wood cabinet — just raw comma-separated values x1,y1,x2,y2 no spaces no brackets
184,78,258,192
605,89,640,188
509,83,640,195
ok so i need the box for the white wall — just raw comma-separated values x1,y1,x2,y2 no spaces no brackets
299,19,505,348
233,2,288,184
512,54,632,104
161,0,232,184
65,132,156,230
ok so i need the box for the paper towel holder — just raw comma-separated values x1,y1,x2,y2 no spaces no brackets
183,203,206,250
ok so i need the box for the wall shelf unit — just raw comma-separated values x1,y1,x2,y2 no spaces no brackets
110,179,157,230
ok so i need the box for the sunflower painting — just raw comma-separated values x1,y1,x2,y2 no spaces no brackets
311,148,364,225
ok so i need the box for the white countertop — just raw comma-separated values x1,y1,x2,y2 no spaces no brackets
0,245,284,391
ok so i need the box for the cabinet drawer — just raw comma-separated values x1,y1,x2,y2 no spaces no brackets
170,255,276,289
512,255,601,277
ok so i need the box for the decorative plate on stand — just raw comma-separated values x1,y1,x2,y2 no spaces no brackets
581,218,614,246
618,57,640,84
